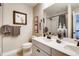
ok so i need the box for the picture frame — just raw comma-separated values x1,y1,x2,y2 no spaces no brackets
34,16,38,33
13,11,27,25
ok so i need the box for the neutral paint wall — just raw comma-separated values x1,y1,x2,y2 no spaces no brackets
0,6,2,54
33,4,44,36
68,4,72,38
42,3,54,10
33,3,54,36
2,4,33,53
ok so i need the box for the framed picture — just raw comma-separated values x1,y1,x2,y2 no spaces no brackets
13,11,27,25
34,16,38,33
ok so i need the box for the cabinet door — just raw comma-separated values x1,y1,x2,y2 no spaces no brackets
32,45,49,56
32,39,52,55
52,48,68,56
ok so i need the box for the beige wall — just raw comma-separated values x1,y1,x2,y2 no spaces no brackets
2,3,33,53
68,4,72,38
0,3,53,53
33,3,53,36
0,6,2,54
33,4,44,36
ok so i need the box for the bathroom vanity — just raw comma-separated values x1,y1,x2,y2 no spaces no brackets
32,36,79,56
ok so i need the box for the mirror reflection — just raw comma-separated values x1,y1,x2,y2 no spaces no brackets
43,3,68,38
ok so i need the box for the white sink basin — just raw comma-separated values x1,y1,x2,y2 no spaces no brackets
64,45,79,53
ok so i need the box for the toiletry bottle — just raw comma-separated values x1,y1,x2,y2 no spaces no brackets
63,24,67,37
47,32,51,39
57,23,63,39
77,41,79,46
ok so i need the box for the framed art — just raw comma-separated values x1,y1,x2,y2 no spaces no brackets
34,16,38,33
13,11,27,25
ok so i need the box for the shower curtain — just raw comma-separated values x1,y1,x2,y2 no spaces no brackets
59,14,67,28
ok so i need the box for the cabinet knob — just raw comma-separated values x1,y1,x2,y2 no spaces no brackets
37,49,40,52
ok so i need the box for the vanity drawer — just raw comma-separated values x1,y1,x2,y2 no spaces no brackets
32,40,52,55
32,45,49,56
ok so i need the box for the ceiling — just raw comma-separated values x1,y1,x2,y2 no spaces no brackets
0,3,37,8
44,3,79,18
25,3,37,7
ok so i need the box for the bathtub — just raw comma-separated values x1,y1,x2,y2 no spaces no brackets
0,48,1,56
3,48,20,56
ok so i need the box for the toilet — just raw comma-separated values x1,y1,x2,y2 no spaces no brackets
22,43,32,49
22,43,32,56
17,43,32,56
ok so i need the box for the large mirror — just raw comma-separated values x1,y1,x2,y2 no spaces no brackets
43,3,79,38
43,3,68,37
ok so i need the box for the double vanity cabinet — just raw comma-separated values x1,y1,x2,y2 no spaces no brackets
32,36,79,56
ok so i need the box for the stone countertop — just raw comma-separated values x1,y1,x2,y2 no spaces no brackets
32,36,79,56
